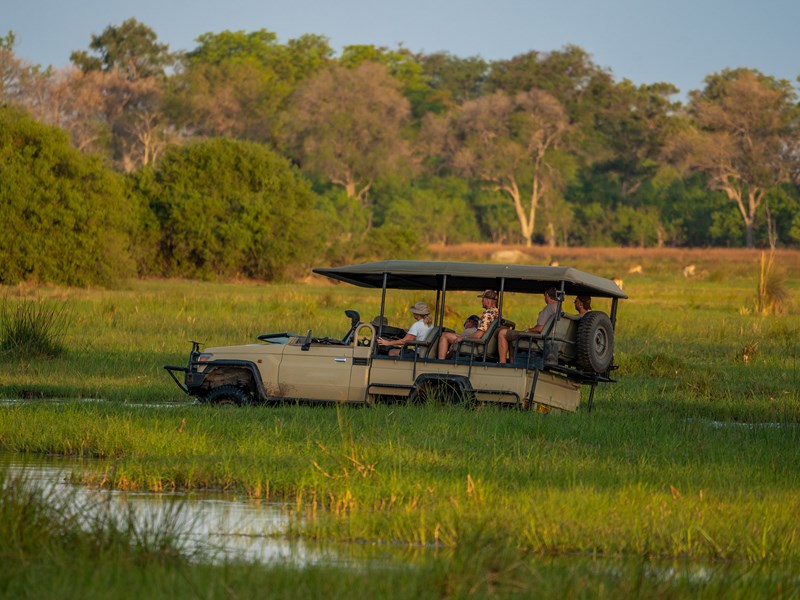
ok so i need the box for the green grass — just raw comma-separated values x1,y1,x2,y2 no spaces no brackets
2,461,798,600
2,400,799,564
1,248,799,597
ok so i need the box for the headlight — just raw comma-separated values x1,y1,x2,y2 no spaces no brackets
196,353,214,362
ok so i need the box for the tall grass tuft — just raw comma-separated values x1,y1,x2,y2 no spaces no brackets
0,296,69,358
754,250,790,316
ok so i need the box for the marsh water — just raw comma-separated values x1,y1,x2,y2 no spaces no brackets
0,452,410,566
2,451,790,594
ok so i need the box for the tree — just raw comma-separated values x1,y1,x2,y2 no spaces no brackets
0,31,51,111
417,51,488,108
70,18,173,80
284,62,412,208
592,80,680,197
486,45,615,124
374,176,481,244
66,19,174,170
485,46,620,177
29,66,170,171
429,89,569,246
19,67,111,155
169,29,332,143
339,44,437,118
669,69,800,247
0,31,23,102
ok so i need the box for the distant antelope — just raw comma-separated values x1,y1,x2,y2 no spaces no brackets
549,260,559,267
627,264,643,274
682,264,696,278
611,276,624,290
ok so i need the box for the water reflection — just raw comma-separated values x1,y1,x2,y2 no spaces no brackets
0,453,336,565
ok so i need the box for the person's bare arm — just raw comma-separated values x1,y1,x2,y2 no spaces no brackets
378,333,416,347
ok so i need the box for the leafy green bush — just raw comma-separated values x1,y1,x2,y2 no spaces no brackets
143,138,325,280
358,224,423,261
0,106,137,286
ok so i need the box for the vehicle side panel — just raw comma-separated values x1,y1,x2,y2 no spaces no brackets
277,341,355,402
368,358,580,411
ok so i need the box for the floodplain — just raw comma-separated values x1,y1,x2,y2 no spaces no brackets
1,247,799,598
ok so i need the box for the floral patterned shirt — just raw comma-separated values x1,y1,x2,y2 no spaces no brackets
477,307,499,334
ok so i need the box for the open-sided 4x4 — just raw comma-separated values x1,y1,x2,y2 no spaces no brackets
165,261,627,412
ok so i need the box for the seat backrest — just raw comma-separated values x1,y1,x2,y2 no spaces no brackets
551,313,580,361
400,324,441,358
514,313,555,352
482,320,502,360
421,325,441,358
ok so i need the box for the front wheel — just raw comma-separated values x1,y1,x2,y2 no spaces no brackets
206,385,251,406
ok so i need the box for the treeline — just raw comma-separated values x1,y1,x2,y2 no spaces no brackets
1,20,799,285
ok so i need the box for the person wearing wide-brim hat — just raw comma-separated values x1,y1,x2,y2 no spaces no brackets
437,289,500,359
377,302,433,357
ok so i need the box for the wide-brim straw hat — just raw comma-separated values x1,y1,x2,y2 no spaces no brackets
409,302,431,316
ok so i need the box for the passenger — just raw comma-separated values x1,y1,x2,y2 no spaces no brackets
377,302,433,357
437,290,499,359
441,314,481,360
573,295,592,315
462,314,480,337
498,287,560,364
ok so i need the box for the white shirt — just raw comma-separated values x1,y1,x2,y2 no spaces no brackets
408,320,432,342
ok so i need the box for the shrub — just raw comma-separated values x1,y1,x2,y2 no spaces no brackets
0,106,137,286
144,138,325,281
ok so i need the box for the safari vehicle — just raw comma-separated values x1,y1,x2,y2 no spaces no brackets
165,261,627,412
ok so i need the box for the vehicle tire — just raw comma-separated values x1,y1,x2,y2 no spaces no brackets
576,311,614,373
411,380,467,405
206,385,250,406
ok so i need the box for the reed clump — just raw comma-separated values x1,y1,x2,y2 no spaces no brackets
753,250,791,316
0,296,69,359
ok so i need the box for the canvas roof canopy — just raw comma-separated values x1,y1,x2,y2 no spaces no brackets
313,261,627,299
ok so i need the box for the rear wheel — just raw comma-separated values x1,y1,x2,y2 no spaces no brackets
576,311,614,373
410,380,472,406
206,385,250,406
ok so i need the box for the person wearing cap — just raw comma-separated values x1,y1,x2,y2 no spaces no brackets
437,290,499,359
498,286,560,364
573,295,592,315
378,302,433,357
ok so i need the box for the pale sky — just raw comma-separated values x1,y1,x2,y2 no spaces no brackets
4,0,799,99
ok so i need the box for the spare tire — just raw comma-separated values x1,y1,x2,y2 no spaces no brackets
576,311,614,373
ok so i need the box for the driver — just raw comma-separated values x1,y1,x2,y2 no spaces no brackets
371,315,406,340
